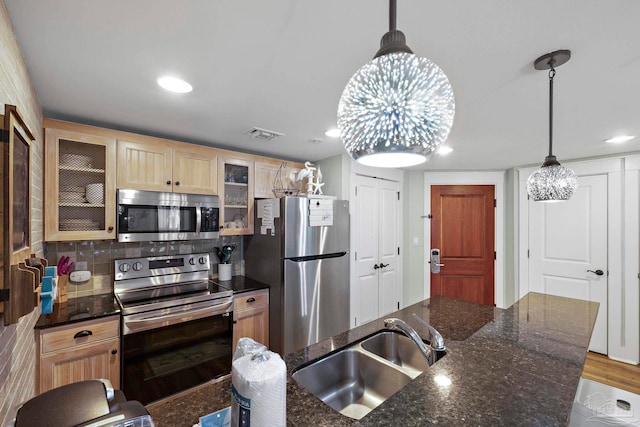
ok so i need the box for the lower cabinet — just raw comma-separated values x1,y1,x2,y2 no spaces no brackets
232,289,269,355
37,315,120,393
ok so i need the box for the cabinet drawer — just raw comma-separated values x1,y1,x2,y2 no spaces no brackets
41,316,120,354
234,290,268,312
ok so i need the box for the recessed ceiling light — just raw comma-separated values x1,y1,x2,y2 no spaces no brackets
437,146,453,155
157,76,193,93
324,128,341,138
604,135,635,144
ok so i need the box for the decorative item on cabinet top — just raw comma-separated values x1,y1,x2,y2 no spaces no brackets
272,162,301,198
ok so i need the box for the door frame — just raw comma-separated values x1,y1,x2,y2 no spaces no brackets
517,156,639,364
424,172,505,307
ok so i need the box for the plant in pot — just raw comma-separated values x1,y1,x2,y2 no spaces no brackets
214,244,236,281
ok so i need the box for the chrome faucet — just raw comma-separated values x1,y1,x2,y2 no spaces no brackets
411,313,446,352
384,318,435,365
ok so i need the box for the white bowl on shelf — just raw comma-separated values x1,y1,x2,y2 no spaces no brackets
86,183,104,204
60,154,92,168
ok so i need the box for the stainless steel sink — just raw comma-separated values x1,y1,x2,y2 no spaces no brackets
292,329,444,420
360,331,429,375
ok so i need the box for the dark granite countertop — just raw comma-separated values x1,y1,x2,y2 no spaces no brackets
34,293,120,329
213,275,270,294
147,292,598,427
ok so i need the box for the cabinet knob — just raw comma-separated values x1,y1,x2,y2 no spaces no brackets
175,181,180,186
246,297,256,303
111,349,118,355
73,330,93,339
107,226,114,233
233,320,237,324
167,180,172,185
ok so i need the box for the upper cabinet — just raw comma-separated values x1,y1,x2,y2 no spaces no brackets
117,139,218,195
218,157,254,235
44,126,117,241
254,160,305,199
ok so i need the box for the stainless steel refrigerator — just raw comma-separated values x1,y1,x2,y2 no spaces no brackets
245,196,350,355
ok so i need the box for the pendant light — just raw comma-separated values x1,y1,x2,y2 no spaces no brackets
526,50,578,202
337,0,455,168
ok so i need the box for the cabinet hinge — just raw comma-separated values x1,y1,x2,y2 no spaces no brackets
0,289,9,302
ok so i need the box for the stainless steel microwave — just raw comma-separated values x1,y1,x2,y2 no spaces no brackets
117,189,219,242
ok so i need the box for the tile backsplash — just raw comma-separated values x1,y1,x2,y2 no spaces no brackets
44,236,244,298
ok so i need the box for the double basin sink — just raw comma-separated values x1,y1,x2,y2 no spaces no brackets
292,330,446,420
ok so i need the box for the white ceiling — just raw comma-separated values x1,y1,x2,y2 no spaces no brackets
5,0,640,171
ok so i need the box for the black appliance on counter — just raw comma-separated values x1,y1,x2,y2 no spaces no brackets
11,379,152,427
114,253,233,405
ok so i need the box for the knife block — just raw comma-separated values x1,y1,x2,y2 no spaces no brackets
57,275,68,303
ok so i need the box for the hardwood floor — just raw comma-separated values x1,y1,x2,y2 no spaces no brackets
582,352,640,395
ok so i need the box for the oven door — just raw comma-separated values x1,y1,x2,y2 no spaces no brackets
121,311,233,405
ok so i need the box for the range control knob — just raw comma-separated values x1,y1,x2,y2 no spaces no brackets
189,257,196,265
119,263,131,273
199,256,207,265
132,262,143,271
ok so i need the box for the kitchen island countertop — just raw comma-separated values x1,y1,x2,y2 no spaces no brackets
148,292,598,426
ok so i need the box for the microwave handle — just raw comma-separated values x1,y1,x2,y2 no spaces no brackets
195,204,202,234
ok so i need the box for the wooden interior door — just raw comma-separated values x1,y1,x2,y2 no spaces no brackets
430,185,495,305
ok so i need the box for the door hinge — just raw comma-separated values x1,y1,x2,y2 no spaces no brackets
0,289,9,302
397,301,400,310
397,191,400,201
527,249,530,258
397,247,400,255
355,186,357,196
355,252,357,261
494,199,497,207
494,251,496,260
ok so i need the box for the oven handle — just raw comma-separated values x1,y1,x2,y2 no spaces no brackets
123,300,232,334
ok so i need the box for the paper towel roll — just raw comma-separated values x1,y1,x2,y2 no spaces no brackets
231,350,286,426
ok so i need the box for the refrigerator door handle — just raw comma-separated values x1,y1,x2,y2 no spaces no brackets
288,251,347,262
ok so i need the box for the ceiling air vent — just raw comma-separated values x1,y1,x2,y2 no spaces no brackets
244,127,284,141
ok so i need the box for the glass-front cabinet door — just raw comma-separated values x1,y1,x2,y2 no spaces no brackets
218,157,254,235
44,125,117,241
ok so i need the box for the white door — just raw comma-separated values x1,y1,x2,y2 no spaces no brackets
528,174,608,354
352,175,401,326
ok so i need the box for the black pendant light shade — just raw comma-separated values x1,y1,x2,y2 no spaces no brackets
526,50,578,202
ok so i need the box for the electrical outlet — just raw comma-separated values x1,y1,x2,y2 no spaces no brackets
75,261,88,271
412,236,420,246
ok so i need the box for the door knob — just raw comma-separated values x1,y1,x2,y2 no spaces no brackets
587,269,604,276
373,264,380,270
379,263,389,268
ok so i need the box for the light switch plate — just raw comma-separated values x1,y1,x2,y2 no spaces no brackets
412,236,420,246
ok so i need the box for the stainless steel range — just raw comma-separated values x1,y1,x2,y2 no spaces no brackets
114,253,233,405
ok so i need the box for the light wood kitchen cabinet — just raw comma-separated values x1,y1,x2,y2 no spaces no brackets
37,316,120,393
218,157,254,235
44,126,117,241
117,139,218,195
254,160,305,198
232,289,269,354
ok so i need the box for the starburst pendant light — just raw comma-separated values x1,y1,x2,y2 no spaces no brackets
337,0,455,168
527,50,578,202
